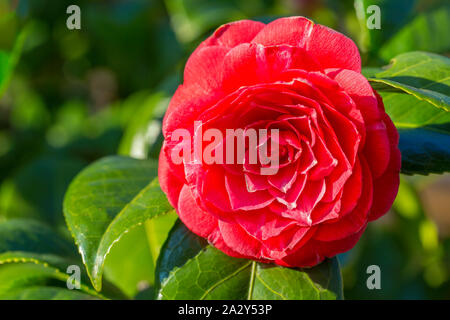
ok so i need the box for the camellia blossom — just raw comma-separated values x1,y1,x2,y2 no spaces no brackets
159,17,401,267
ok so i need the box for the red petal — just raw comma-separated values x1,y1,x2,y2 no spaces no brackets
177,185,218,238
201,168,233,213
321,102,361,166
275,239,321,267
326,68,381,124
273,173,307,209
210,230,252,259
307,24,361,72
218,220,264,258
315,225,367,260
277,225,366,268
163,83,219,137
252,16,315,47
264,226,314,258
363,121,391,178
297,140,317,173
233,211,296,241
338,157,363,216
368,114,401,221
314,158,372,241
294,178,326,220
310,199,341,225
200,20,265,49
158,149,184,209
220,43,321,92
268,163,298,193
244,173,268,192
225,173,274,210
184,45,229,91
252,17,361,72
309,134,337,180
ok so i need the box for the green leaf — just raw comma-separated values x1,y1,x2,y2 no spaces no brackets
0,24,28,97
118,92,169,160
0,218,111,299
144,213,178,266
157,221,343,300
395,125,449,175
0,155,87,229
251,259,342,300
370,52,450,111
0,263,68,295
379,5,450,62
102,226,155,298
107,212,179,298
361,67,382,78
369,52,450,174
0,252,69,270
354,0,417,54
0,286,100,300
155,219,208,293
0,263,102,300
103,211,177,299
0,219,78,261
63,156,173,291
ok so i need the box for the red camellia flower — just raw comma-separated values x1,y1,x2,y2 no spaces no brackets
159,17,401,267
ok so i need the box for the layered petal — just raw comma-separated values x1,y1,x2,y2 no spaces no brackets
368,113,401,221
252,17,361,72
178,185,218,238
200,20,265,49
159,17,400,270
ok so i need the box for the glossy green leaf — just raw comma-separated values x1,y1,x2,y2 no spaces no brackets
155,219,208,293
144,212,178,266
102,225,155,298
251,260,342,300
379,5,450,62
369,52,450,174
157,222,343,300
0,263,68,295
370,52,450,111
0,286,100,300
63,156,173,291
0,219,111,299
102,212,176,299
395,125,449,175
0,263,102,300
0,155,87,229
361,67,382,78
0,219,78,261
103,211,177,299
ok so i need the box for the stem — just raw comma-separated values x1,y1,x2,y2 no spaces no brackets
247,261,257,300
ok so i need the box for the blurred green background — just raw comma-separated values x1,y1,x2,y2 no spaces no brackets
0,0,449,299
